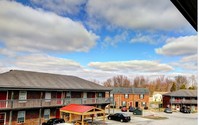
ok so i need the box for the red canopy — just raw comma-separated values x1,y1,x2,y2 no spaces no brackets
60,104,95,113
60,104,105,125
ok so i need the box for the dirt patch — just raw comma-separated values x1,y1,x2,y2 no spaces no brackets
142,115,168,120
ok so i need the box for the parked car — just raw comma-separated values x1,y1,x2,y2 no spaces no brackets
107,113,131,122
42,118,65,125
180,106,191,113
144,106,148,110
164,108,172,113
129,106,136,112
121,106,127,112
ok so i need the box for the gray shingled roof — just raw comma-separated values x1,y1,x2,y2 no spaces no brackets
0,70,111,91
163,90,197,97
110,87,149,94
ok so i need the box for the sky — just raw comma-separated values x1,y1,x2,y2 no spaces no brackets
0,0,197,82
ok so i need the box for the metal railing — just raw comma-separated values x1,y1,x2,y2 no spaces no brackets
0,98,110,110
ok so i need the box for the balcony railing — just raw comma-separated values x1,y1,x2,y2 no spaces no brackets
0,98,110,110
170,99,197,104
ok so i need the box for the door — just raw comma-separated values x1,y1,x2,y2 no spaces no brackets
130,102,132,107
57,92,62,105
56,109,60,118
135,102,139,108
83,92,87,104
0,113,5,125
0,91,7,108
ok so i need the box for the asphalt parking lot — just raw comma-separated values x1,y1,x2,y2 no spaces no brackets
103,109,198,125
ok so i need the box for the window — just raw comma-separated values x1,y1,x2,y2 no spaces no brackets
98,93,102,98
141,102,146,106
139,94,144,99
125,94,129,99
17,111,25,123
19,91,27,102
45,92,51,102
44,109,50,120
66,92,71,98
122,101,126,106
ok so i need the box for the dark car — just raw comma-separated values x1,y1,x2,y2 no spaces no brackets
164,108,172,113
107,113,131,122
42,118,65,125
144,106,148,110
180,106,191,113
121,106,127,112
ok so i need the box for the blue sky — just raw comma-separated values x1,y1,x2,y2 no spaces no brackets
0,0,197,82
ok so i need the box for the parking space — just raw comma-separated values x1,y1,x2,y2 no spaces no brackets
103,109,198,125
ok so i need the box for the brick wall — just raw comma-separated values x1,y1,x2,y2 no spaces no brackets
112,93,149,109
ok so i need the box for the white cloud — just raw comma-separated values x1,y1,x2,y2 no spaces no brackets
102,32,128,47
170,54,198,71
88,60,174,73
14,54,82,71
0,53,122,82
155,35,197,56
0,53,83,74
180,54,198,63
171,62,197,71
87,0,189,31
0,54,196,82
0,48,16,57
130,33,167,44
0,1,98,54
31,0,87,15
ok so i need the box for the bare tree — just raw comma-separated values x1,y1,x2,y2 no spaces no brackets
133,76,147,88
112,75,131,87
103,78,112,87
190,75,197,88
175,75,188,90
103,75,132,87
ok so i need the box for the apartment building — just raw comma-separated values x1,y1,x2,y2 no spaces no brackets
149,91,168,108
162,89,197,111
0,70,111,125
107,87,149,109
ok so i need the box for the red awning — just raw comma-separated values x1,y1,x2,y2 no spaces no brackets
60,104,95,113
